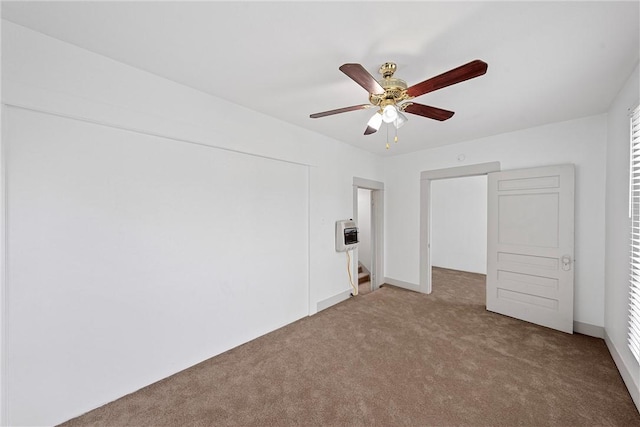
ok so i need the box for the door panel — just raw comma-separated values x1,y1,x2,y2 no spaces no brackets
487,165,575,333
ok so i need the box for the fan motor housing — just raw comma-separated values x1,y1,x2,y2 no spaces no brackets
370,77,409,107
369,62,411,107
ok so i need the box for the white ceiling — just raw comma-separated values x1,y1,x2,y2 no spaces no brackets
2,1,639,156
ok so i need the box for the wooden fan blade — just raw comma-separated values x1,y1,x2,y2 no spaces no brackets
406,60,488,98
310,104,372,118
339,64,385,95
403,103,455,121
364,125,378,135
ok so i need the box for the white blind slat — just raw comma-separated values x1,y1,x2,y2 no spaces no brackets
629,103,640,363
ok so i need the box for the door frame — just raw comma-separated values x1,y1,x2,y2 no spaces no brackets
419,162,501,294
353,177,384,291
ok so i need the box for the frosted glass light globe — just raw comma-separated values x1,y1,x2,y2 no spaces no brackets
394,112,408,129
381,105,398,123
367,112,383,129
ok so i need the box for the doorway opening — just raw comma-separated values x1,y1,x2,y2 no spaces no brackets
357,188,373,294
353,177,384,295
419,162,501,294
430,175,488,302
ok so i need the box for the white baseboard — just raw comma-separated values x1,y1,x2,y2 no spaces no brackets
573,321,604,338
604,330,640,411
383,277,421,293
316,289,352,313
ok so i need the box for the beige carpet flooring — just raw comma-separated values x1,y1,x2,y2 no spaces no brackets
61,267,640,426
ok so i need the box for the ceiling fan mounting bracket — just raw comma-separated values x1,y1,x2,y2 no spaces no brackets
379,62,397,78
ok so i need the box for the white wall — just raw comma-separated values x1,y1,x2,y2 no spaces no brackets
604,63,640,407
357,188,372,272
6,107,311,426
431,175,487,274
384,114,607,328
1,22,384,426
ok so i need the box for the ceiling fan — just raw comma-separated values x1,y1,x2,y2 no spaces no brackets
310,59,488,148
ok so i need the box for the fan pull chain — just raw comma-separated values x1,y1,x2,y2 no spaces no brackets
384,124,399,150
386,124,390,149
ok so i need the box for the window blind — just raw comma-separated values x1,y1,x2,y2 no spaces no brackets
629,104,640,362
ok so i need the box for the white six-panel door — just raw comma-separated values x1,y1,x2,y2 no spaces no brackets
486,165,575,333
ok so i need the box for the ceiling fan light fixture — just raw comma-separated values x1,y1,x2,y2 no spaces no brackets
394,112,408,129
367,111,382,130
364,111,383,135
381,105,398,123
